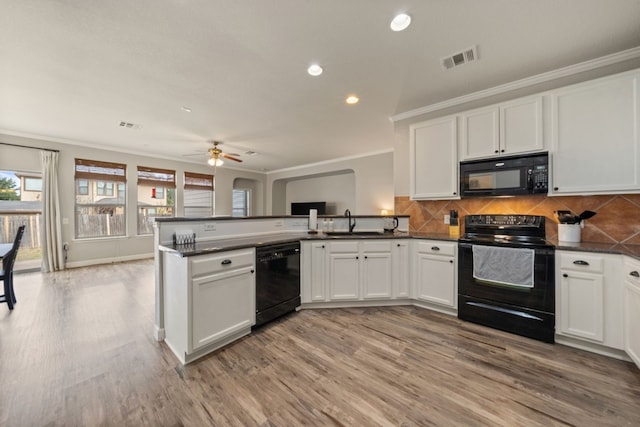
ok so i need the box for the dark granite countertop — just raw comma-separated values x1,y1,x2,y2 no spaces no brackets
552,239,640,260
155,214,409,223
160,230,640,261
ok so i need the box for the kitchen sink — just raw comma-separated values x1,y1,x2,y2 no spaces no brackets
324,231,386,236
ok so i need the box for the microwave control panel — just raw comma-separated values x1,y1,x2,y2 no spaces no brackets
530,164,548,191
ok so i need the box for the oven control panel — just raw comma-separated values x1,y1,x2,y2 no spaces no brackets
465,215,542,226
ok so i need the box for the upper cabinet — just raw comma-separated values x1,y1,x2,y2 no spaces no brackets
550,70,640,195
460,95,544,161
410,115,459,200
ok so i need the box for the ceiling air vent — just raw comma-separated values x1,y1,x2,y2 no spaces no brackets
441,45,478,70
119,121,141,129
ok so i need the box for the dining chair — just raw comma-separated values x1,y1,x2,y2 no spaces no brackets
0,225,26,310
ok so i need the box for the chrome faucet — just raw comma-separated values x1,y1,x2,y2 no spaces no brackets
344,209,356,232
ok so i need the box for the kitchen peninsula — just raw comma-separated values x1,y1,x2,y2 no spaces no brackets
154,215,413,363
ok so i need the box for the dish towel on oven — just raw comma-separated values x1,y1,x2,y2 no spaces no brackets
472,245,535,288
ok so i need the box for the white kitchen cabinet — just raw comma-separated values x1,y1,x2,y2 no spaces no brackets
301,241,327,303
460,95,544,160
392,240,410,298
362,241,393,299
556,251,623,350
328,241,360,300
550,70,640,195
410,115,459,200
163,248,256,364
303,239,403,303
624,257,640,368
327,240,394,301
413,240,457,310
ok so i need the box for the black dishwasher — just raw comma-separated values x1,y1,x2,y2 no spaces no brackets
255,242,301,328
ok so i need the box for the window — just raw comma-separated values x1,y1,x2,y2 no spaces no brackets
74,158,126,239
24,177,42,192
96,181,114,196
77,179,88,195
137,166,175,234
232,189,250,217
154,187,164,199
184,172,214,217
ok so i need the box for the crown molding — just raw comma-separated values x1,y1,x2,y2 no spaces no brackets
266,148,394,175
391,46,640,122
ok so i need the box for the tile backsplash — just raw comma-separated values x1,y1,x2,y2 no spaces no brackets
395,194,640,244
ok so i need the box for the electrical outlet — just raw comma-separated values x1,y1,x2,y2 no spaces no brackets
274,220,284,227
204,223,216,231
444,214,450,225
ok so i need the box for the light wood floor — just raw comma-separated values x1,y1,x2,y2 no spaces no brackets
1,260,639,426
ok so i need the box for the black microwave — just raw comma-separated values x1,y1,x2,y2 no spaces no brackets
459,152,549,198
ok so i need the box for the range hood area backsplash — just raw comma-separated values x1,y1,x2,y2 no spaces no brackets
395,194,640,245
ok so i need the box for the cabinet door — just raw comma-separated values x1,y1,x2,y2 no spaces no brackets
415,253,456,308
392,241,410,298
410,116,459,199
362,251,393,299
559,270,604,342
329,252,359,300
461,106,500,159
301,242,327,302
191,267,255,351
551,71,640,194
624,278,640,368
500,96,544,155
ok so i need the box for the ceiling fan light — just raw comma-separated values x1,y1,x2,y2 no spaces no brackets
214,158,224,166
390,13,411,31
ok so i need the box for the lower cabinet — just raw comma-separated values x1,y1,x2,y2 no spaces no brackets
302,239,405,303
412,240,457,309
163,248,256,364
556,251,623,350
624,257,640,368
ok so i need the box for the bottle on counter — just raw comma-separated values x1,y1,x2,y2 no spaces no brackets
329,218,334,232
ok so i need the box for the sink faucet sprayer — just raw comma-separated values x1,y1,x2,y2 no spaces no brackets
344,209,356,232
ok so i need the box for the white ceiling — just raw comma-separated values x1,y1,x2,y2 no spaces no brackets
1,1,639,172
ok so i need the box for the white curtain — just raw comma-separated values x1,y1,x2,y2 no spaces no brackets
41,151,64,272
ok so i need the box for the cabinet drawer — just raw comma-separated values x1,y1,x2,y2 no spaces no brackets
329,241,359,253
416,241,456,257
559,253,604,273
362,240,392,252
190,249,255,277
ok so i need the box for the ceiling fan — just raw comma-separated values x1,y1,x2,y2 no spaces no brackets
206,141,242,167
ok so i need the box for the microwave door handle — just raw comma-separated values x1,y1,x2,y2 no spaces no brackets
527,169,533,190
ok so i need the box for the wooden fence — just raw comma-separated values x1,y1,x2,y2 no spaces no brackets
0,214,41,249
76,214,126,238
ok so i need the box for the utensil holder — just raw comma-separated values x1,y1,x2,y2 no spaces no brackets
558,224,581,243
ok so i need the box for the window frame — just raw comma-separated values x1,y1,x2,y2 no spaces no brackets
74,158,127,239
183,172,214,217
137,166,176,235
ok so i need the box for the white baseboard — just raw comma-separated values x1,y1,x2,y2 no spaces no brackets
65,253,154,269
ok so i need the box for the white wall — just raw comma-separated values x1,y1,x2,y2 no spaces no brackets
285,172,355,215
0,133,266,267
267,150,394,215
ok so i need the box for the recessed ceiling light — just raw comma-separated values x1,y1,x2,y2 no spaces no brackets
181,106,192,113
346,95,359,105
307,64,323,76
390,13,411,31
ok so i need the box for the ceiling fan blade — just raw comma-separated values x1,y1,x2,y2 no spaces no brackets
182,152,206,157
221,153,243,162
